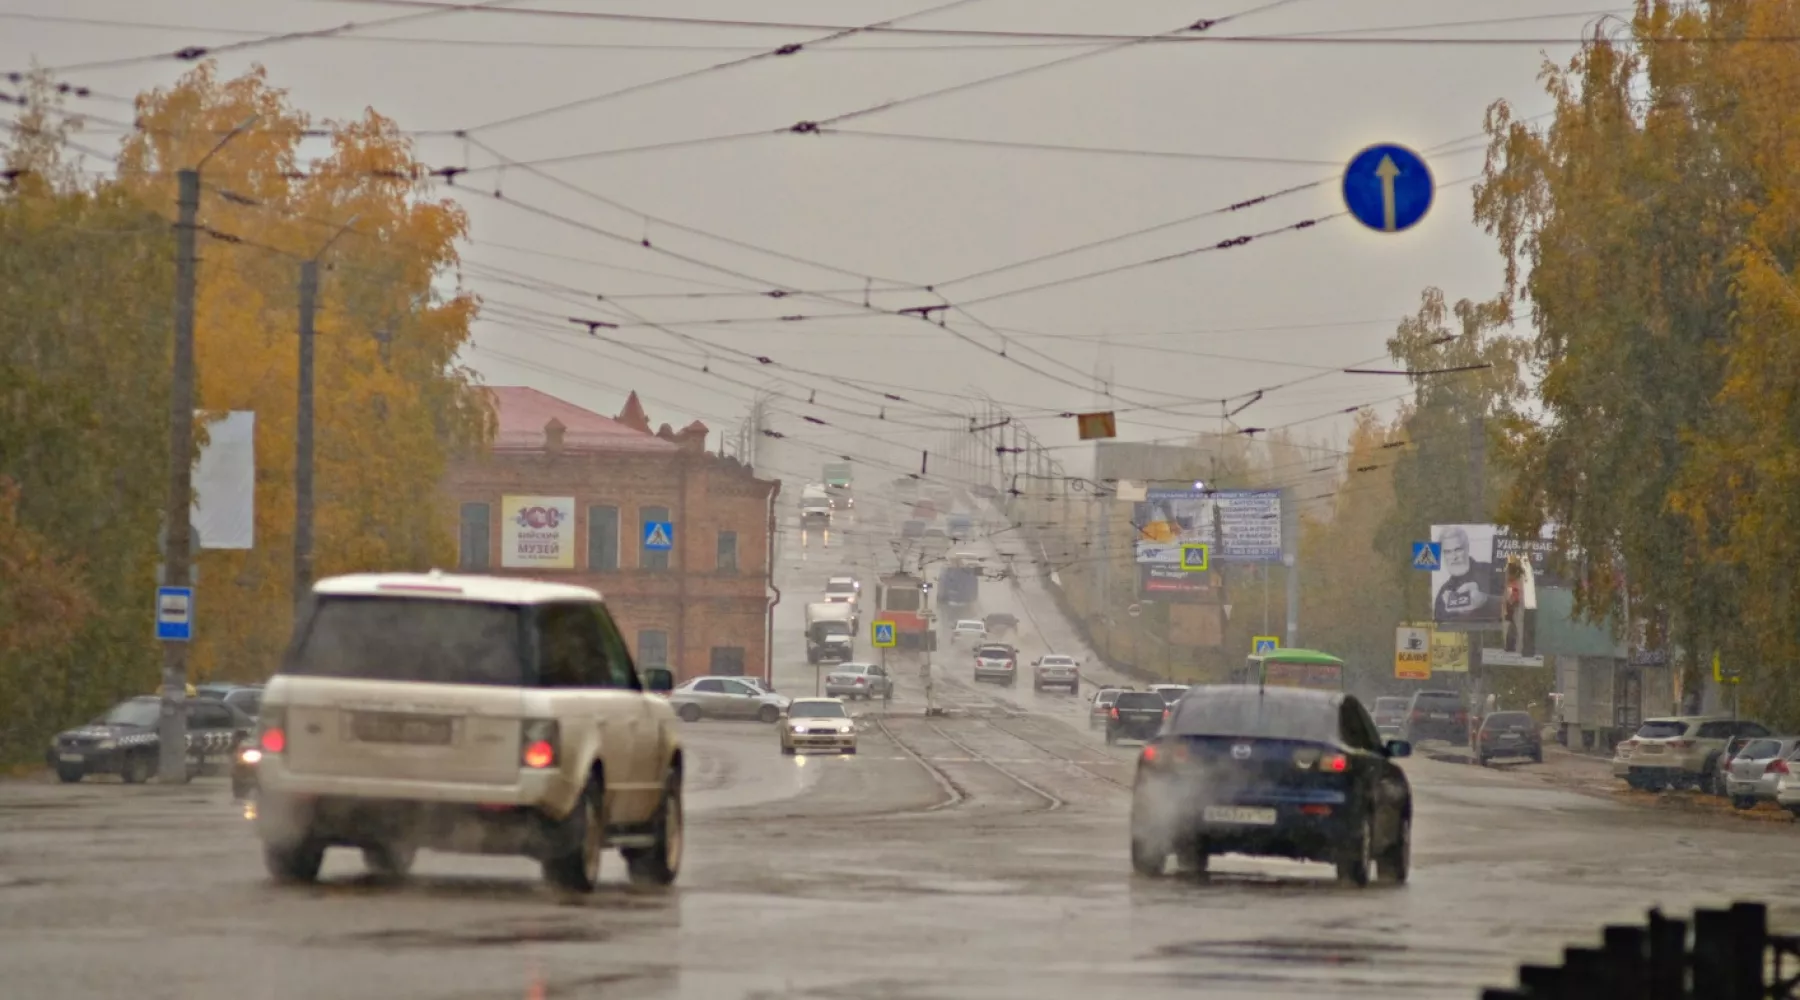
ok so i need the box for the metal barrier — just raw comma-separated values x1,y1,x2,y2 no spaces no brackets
1482,902,1800,999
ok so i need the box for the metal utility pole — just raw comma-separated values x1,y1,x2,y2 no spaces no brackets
159,114,257,785
293,215,361,606
1282,485,1300,649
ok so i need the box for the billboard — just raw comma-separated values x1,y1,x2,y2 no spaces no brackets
1134,488,1282,563
501,495,576,569
1430,524,1560,631
1395,625,1431,680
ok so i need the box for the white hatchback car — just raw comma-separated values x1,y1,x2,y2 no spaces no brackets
254,572,683,893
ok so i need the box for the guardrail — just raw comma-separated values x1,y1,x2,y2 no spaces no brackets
1481,902,1800,999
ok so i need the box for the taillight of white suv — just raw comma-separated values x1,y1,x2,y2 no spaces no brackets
521,720,559,770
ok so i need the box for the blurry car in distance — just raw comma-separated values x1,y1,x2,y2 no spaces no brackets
780,698,858,755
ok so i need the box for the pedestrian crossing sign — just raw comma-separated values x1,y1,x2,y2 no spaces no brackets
1253,636,1279,655
872,621,897,648
1179,543,1209,572
643,521,675,551
1411,541,1441,571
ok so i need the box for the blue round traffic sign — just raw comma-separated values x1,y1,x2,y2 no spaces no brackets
1341,143,1434,233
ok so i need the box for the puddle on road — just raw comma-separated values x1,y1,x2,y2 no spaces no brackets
1147,937,1407,965
312,918,609,949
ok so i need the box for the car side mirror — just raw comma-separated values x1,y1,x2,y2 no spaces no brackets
644,667,675,693
1385,740,1413,759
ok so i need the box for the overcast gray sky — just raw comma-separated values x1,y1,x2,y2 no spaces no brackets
1,0,1608,487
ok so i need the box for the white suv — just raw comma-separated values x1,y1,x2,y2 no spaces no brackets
253,572,683,893
1612,716,1771,793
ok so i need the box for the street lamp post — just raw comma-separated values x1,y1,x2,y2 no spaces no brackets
293,215,361,606
158,115,257,785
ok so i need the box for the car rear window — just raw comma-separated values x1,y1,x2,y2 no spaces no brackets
1375,698,1407,712
1413,692,1463,708
977,645,1013,657
286,596,526,686
1115,692,1166,710
1636,720,1690,740
1171,692,1339,743
1738,739,1781,759
1485,712,1534,728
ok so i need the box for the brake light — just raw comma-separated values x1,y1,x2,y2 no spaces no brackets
1669,739,1695,750
1481,730,1495,742
1454,710,1468,723
1322,753,1349,772
1162,709,1170,720
1410,710,1424,721
1142,745,1158,763
855,677,866,685
521,720,559,769
1769,759,1790,775
1110,707,1120,720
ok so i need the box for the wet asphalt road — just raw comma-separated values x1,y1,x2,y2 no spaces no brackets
5,503,1800,999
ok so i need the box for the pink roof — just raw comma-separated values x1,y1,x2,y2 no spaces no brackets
486,386,677,453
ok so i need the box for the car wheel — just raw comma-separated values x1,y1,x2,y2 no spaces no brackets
781,743,795,755
1530,750,1544,764
363,842,417,881
1699,756,1721,795
1476,755,1488,767
120,752,153,784
1336,814,1374,887
1130,826,1169,877
623,772,683,887
843,746,858,755
1376,814,1410,884
264,838,326,884
1175,842,1209,876
1105,731,1117,746
542,783,603,893
55,764,84,784
1733,796,1757,811
677,703,701,723
758,705,781,724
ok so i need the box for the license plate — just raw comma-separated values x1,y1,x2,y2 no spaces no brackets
351,713,453,745
1204,806,1277,826
1430,712,1450,719
1640,745,1663,754
58,753,83,763
1499,734,1519,742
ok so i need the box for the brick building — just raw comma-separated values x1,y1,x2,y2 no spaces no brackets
444,386,780,682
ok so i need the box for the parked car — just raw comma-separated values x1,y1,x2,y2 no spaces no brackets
1372,697,1408,731
49,695,253,784
1129,687,1412,885
1724,737,1800,809
1404,690,1469,745
1612,715,1778,791
779,698,858,755
1473,711,1543,765
1106,691,1169,745
1712,735,1759,798
668,676,792,723
823,662,892,701
1032,654,1081,693
1090,687,1131,729
1612,716,1772,793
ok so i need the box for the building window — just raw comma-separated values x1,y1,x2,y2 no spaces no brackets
458,502,490,570
587,505,619,570
710,646,746,676
716,530,738,573
639,505,670,571
637,629,669,668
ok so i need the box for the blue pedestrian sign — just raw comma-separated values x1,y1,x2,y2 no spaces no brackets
872,621,897,648
1342,143,1434,233
155,586,193,642
643,521,675,551
1411,541,1441,571
1253,636,1280,655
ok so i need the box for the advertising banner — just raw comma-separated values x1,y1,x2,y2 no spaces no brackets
1134,488,1282,564
1431,628,1469,673
1395,625,1431,680
501,495,576,569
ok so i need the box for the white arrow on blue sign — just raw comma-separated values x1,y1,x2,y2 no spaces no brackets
1342,143,1434,233
1411,541,1441,571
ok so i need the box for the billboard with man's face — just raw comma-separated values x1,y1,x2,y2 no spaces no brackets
1431,524,1503,628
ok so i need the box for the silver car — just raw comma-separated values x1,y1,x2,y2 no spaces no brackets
668,676,791,724
780,698,858,755
1032,654,1080,693
1725,737,1800,809
824,662,892,701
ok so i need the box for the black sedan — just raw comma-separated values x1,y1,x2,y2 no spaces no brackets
48,696,253,784
1128,686,1413,886
1105,691,1169,745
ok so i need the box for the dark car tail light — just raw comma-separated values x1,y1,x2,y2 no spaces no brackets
1454,710,1469,723
1410,710,1424,721
1768,758,1790,775
1110,707,1120,720
1668,739,1696,750
257,707,286,754
521,719,559,770
1322,753,1349,773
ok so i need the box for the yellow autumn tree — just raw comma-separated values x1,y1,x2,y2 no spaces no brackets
115,62,492,682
